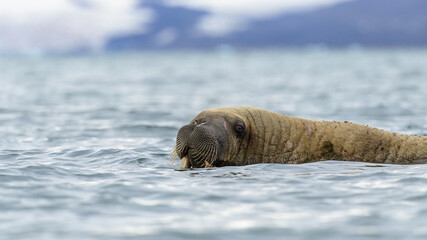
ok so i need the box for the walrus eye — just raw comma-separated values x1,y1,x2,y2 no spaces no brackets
235,124,244,133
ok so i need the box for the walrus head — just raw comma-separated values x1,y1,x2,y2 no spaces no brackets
173,108,247,168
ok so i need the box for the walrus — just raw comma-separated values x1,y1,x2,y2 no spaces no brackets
171,107,427,168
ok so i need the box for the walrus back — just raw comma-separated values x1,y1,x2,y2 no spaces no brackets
220,106,427,165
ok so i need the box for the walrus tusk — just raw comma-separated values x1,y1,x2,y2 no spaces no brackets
170,147,190,169
179,156,190,168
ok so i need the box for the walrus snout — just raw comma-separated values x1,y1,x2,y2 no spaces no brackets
175,125,192,159
175,122,219,168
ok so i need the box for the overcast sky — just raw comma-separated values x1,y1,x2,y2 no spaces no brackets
0,0,349,54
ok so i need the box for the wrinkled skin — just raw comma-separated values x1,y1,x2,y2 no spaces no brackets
173,107,427,168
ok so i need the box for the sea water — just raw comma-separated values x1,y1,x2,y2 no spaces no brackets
0,49,426,240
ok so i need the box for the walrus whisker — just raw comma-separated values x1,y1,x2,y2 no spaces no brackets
202,148,214,167
170,146,178,166
187,145,218,168
202,144,216,161
207,146,218,166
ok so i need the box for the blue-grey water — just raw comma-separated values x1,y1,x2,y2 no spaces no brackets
0,49,426,240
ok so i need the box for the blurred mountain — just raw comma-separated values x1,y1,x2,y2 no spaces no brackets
107,0,427,50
